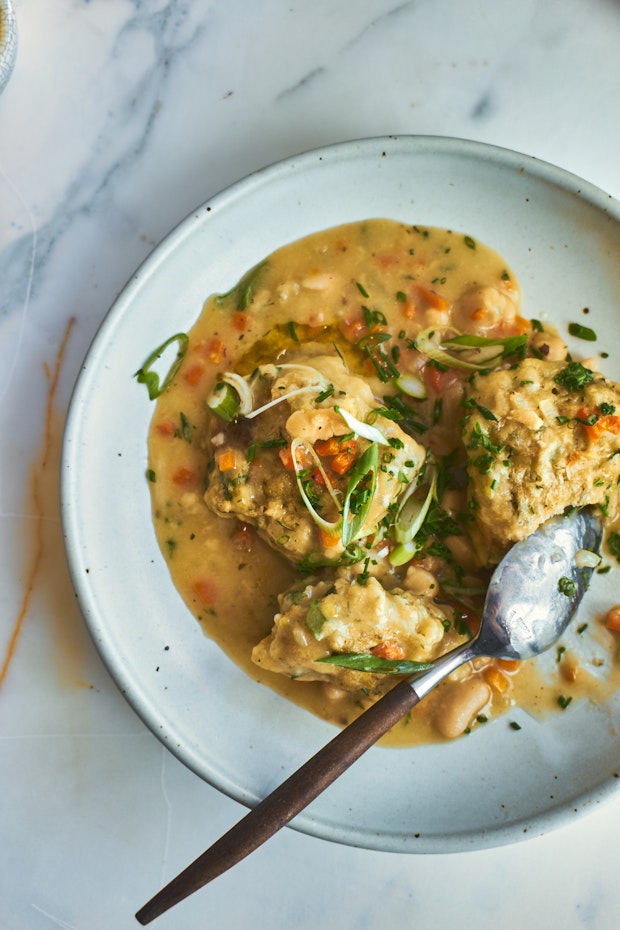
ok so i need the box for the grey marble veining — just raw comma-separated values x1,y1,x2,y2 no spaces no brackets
2,1,620,928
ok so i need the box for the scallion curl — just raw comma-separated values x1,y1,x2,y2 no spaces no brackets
341,442,379,546
134,333,188,400
414,328,527,372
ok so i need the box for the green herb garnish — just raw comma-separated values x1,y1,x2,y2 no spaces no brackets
558,576,577,597
316,653,433,675
215,260,268,311
553,361,594,390
568,322,597,342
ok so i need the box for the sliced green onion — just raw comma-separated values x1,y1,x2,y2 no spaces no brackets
575,548,602,569
334,406,389,444
306,600,328,639
134,333,188,400
393,467,437,546
414,328,527,372
568,322,597,342
297,544,365,572
206,382,240,421
316,653,433,674
395,374,427,399
214,260,268,311
389,540,418,566
290,437,342,537
341,442,379,546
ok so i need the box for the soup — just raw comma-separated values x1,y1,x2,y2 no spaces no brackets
140,219,620,745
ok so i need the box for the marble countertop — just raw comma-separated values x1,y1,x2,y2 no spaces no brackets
3,1,620,928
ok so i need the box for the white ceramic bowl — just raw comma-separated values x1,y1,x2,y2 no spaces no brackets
61,136,620,854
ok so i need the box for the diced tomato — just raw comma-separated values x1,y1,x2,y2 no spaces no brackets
278,445,294,470
193,578,217,605
423,363,461,395
374,250,400,269
197,337,225,364
339,316,368,344
155,420,176,437
310,468,326,486
183,363,205,386
172,466,196,487
232,312,248,332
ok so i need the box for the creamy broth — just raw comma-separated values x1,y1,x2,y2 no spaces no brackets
144,219,620,746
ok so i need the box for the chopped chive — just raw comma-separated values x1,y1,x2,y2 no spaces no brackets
568,322,597,341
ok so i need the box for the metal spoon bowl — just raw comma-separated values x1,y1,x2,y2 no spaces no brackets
136,508,602,925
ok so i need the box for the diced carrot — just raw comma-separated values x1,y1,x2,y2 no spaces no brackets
605,606,620,633
400,300,417,320
331,451,356,475
416,285,450,311
155,420,176,437
339,438,358,456
172,466,196,487
315,437,342,456
370,642,405,660
484,666,509,694
578,407,620,441
232,311,248,331
319,528,341,549
217,449,236,472
183,363,205,386
193,578,217,605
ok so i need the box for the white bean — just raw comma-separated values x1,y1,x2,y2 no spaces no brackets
323,682,346,701
404,565,438,597
530,332,567,362
435,677,491,739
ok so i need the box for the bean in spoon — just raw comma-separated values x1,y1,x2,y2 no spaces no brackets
135,507,602,924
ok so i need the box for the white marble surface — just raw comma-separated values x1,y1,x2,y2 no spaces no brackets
2,1,620,927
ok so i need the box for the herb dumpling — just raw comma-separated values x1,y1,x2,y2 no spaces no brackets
204,353,426,564
464,358,620,565
251,569,448,693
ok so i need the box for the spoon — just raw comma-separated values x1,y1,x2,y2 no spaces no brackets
135,507,602,925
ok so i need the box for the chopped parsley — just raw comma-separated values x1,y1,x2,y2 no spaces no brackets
554,361,594,390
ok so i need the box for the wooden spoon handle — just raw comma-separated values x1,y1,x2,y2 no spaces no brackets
135,679,420,924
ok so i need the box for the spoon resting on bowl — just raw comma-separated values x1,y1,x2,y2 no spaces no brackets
135,507,602,925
